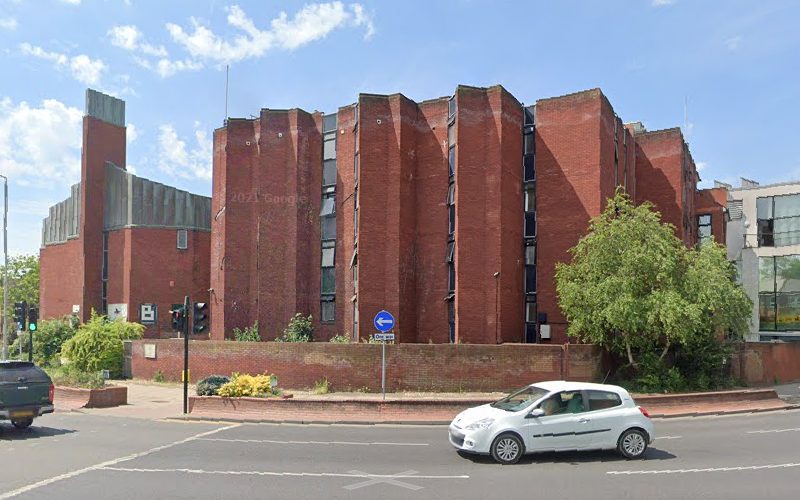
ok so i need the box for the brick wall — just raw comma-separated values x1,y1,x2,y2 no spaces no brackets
695,187,728,245
731,342,800,386
131,340,604,392
39,239,83,319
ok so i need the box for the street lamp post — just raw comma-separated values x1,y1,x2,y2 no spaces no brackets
1,175,8,361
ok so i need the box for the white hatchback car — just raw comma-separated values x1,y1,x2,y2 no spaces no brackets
449,381,654,464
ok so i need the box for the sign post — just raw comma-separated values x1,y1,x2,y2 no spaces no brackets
182,295,190,414
373,310,396,401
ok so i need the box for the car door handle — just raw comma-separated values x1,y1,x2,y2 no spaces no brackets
578,418,591,424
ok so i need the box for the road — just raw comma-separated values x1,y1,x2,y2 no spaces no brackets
1,410,799,499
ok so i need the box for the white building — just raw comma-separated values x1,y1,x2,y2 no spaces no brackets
727,179,800,342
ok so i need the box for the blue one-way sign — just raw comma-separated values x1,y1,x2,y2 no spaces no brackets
374,310,395,332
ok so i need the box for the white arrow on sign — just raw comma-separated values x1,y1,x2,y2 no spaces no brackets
376,317,393,327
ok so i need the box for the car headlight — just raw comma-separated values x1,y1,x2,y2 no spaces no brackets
465,418,494,430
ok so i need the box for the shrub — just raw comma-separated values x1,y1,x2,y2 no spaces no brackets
196,375,230,396
10,315,79,366
274,314,313,342
313,377,330,395
233,322,261,342
153,370,165,383
217,373,279,398
328,334,350,344
45,365,104,389
61,311,144,378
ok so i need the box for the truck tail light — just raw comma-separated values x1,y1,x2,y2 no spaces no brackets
639,406,650,418
49,384,55,403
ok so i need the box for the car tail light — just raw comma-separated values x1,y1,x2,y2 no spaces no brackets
639,406,650,418
49,384,55,403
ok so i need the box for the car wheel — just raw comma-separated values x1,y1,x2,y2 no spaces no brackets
491,433,524,465
618,429,648,459
12,418,34,430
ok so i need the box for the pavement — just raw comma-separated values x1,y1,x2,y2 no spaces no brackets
2,407,800,499
55,380,800,423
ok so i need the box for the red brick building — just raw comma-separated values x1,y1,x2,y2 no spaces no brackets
211,85,721,344
39,89,212,338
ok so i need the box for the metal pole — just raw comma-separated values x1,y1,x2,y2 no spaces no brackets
381,340,386,401
1,176,8,361
183,295,190,414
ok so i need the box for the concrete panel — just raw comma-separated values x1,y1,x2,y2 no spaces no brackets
85,88,125,127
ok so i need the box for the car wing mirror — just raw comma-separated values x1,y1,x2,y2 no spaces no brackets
527,408,545,419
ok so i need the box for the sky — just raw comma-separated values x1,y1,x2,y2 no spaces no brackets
0,0,799,256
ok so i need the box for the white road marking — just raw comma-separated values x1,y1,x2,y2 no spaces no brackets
0,424,240,499
197,438,429,446
608,463,800,475
657,436,682,440
100,467,469,481
344,470,422,491
747,428,800,434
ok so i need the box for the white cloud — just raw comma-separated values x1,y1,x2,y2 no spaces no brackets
155,58,203,78
652,0,676,6
696,161,707,172
0,17,17,30
0,97,83,188
20,43,107,85
166,2,375,64
60,0,82,5
127,123,138,143
108,25,168,57
157,123,212,181
725,35,742,51
126,164,137,175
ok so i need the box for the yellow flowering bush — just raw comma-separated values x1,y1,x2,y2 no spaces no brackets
217,373,279,398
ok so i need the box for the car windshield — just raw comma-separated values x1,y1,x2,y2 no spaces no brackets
491,385,549,412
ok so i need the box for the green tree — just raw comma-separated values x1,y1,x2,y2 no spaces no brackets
1,254,40,325
555,191,751,374
61,311,144,377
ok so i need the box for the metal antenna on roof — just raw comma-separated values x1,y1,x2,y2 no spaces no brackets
224,64,230,123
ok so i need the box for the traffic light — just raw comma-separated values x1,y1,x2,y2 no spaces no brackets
192,302,208,334
170,305,186,332
27,306,39,332
13,301,27,331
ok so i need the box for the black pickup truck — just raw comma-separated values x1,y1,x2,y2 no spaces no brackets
0,361,54,429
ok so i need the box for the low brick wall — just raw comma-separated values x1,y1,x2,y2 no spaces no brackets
731,342,800,386
132,340,604,393
54,386,128,410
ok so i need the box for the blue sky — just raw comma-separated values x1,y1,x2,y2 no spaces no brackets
1,0,798,256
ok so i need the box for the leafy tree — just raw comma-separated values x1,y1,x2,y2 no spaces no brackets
1,254,39,328
556,191,751,376
61,311,144,377
10,315,80,366
274,314,313,342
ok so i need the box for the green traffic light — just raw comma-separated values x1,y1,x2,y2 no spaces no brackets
29,323,37,331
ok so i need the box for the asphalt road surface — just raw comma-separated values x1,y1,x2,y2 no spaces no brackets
2,409,799,499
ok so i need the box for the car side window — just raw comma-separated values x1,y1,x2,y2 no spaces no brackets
587,390,622,411
538,391,586,415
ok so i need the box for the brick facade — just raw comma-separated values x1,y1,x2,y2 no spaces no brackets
39,90,211,338
211,85,706,344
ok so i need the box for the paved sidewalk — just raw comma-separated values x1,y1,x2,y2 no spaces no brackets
64,380,800,423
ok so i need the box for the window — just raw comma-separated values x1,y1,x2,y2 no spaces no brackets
448,147,455,177
523,106,534,126
321,216,336,240
448,96,456,119
447,298,455,343
323,113,337,133
698,214,712,245
177,229,188,250
323,160,337,187
524,130,534,155
525,244,535,265
354,153,359,184
759,255,800,331
323,135,336,160
525,187,535,211
538,391,586,415
448,263,456,293
448,204,456,236
525,212,536,237
320,195,336,216
758,195,800,247
447,182,455,205
446,241,455,263
587,390,622,410
352,299,358,339
321,268,336,294
321,245,335,267
321,296,335,322
448,122,455,145
525,265,536,295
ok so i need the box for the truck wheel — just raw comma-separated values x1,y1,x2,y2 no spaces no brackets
12,418,34,430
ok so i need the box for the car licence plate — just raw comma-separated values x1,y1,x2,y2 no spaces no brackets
10,410,34,419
